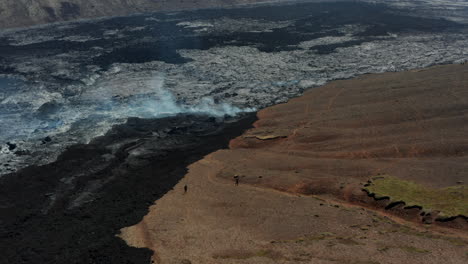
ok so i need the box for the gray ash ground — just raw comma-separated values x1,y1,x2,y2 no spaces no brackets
1,1,468,263
1,1,468,175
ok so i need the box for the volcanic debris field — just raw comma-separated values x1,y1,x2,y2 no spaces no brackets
1,1,468,174
0,1,468,264
0,114,256,263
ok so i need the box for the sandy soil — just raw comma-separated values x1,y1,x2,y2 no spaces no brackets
120,64,468,264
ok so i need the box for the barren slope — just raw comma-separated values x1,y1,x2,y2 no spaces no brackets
120,64,468,263
0,0,267,29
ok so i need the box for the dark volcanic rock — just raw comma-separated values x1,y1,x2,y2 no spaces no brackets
14,150,31,156
0,113,256,264
36,101,64,119
6,142,16,151
60,2,81,20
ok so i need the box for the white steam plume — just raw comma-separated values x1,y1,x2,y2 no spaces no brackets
126,74,256,118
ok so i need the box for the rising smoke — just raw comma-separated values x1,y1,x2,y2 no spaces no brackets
0,72,256,175
125,74,256,118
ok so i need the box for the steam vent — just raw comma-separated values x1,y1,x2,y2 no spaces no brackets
1,1,467,264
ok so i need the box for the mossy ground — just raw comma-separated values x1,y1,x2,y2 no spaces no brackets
364,175,468,218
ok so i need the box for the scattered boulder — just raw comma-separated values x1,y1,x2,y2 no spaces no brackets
14,150,31,156
422,215,433,225
6,142,16,151
42,136,52,144
36,101,62,119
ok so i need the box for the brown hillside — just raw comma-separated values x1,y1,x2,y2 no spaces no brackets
121,64,468,263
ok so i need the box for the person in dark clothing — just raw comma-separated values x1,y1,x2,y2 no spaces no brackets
235,177,239,186
184,184,188,194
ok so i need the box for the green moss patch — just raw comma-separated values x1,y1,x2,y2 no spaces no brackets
364,176,468,219
399,246,431,254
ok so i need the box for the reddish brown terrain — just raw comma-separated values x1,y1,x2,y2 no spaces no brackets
120,64,468,264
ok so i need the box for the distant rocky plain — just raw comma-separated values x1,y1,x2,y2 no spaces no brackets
0,1,467,264
0,0,273,29
2,0,468,29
